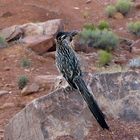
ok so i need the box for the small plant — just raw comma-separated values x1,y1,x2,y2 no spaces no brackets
18,75,29,89
98,20,110,30
0,36,5,43
83,11,90,19
127,21,140,36
116,0,132,15
98,50,112,66
105,5,117,17
0,36,8,48
79,28,119,50
20,58,31,68
83,23,96,31
128,58,140,68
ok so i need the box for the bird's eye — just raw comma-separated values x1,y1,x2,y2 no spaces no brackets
61,35,67,40
57,37,62,41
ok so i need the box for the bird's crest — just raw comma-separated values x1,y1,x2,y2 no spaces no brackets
56,31,78,43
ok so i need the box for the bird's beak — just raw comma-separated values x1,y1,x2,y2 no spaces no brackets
70,31,79,37
69,31,79,42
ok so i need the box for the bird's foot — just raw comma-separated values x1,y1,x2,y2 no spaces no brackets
64,85,76,93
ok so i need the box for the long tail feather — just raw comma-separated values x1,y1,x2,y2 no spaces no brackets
73,76,109,130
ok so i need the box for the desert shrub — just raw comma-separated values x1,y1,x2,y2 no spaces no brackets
18,75,29,89
20,58,31,68
83,23,96,30
127,21,140,36
98,20,110,30
116,0,132,15
0,36,8,48
128,58,140,68
79,28,119,50
0,36,5,44
105,5,117,17
98,50,112,66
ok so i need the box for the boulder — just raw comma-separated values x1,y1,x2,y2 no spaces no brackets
0,129,4,140
128,58,140,69
86,0,92,4
135,3,140,9
119,37,134,52
42,19,64,36
1,11,12,18
4,71,140,140
5,87,93,140
4,67,10,71
43,52,55,59
90,71,140,120
21,83,40,96
20,19,63,54
21,23,44,36
21,35,54,54
0,19,63,53
0,25,24,42
132,39,140,54
34,75,57,86
0,103,15,110
34,75,68,92
113,12,124,19
0,90,9,97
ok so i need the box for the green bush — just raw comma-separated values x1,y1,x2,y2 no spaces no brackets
116,0,132,15
127,21,140,36
0,36,8,48
98,50,112,66
18,75,29,89
98,20,110,30
0,36,5,43
20,58,31,68
79,28,119,50
83,23,96,31
105,5,117,17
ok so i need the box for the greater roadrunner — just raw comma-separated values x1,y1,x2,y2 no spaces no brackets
55,31,109,130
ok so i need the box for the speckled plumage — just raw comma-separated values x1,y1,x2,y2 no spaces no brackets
55,31,109,130
55,38,81,89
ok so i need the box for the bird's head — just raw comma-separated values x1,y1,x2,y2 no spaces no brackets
55,31,78,44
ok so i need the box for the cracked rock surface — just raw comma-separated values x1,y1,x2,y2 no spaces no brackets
4,71,140,140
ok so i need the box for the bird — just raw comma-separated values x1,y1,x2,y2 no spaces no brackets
55,31,109,130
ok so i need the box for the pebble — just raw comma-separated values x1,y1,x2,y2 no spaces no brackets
0,90,9,97
86,0,92,4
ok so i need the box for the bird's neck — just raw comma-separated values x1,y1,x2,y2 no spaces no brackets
57,40,70,50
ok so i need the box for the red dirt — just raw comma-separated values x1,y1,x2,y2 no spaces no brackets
0,0,140,140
